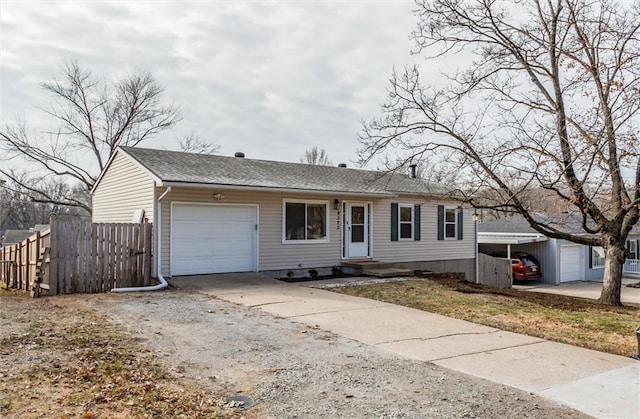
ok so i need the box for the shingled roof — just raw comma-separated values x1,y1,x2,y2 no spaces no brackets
119,147,449,197
478,213,602,236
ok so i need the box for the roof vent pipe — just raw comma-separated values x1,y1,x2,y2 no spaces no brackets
409,164,417,178
234,152,245,158
338,163,347,168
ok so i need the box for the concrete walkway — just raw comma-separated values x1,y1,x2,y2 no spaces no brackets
172,274,640,419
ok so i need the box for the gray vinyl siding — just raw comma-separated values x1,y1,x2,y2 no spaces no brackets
92,152,155,223
157,189,477,277
159,188,342,277
371,198,475,262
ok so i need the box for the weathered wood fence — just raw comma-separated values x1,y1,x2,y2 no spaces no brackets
478,253,512,288
0,219,153,296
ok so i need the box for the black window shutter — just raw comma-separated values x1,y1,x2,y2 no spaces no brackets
391,203,399,241
457,208,463,240
437,205,444,241
414,204,421,241
588,246,593,268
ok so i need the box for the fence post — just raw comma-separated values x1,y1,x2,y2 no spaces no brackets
49,214,58,295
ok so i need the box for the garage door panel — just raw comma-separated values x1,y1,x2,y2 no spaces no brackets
171,204,257,275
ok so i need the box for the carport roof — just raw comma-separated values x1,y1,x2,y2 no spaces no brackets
115,146,452,198
478,232,548,245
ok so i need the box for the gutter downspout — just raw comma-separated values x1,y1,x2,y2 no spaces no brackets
474,212,479,284
111,186,171,293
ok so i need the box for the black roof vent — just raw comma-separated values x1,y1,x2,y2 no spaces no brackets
234,152,245,158
409,164,417,178
338,163,347,168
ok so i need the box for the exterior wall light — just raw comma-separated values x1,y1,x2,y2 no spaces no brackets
334,199,340,210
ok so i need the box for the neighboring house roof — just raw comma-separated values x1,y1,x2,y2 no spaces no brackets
478,213,640,236
1,230,33,246
478,216,539,234
116,146,450,198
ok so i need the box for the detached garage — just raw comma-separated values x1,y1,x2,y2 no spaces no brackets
171,203,258,275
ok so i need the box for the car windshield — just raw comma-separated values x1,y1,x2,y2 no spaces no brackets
519,256,539,266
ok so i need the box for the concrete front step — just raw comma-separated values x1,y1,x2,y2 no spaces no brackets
362,268,415,278
342,260,396,270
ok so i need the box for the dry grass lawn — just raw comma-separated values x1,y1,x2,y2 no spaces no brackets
334,277,639,357
0,288,253,419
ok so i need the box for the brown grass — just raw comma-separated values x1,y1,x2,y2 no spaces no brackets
334,277,639,357
0,288,254,419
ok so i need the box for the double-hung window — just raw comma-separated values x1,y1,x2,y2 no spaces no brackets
399,204,414,240
444,207,457,239
283,200,328,243
437,205,462,240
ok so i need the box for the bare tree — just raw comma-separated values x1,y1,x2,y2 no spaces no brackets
0,173,89,232
0,61,181,213
300,146,332,165
359,0,640,305
177,133,220,154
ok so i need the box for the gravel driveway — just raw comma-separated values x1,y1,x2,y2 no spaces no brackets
89,290,587,418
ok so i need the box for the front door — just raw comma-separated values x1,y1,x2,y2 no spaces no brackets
346,203,369,258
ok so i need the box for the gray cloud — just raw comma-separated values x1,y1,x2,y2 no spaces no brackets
1,1,417,167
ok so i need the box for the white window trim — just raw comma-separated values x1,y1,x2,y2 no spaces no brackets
444,206,458,240
282,199,330,244
591,245,605,269
398,203,414,240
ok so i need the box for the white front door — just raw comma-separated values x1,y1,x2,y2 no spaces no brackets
346,203,369,258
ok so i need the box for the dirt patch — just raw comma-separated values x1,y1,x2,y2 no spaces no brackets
0,288,248,419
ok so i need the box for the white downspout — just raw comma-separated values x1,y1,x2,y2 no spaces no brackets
111,186,171,293
474,212,479,284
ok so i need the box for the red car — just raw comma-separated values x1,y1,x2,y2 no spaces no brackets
510,252,542,281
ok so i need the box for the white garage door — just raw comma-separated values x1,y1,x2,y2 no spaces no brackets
560,245,582,282
171,204,257,276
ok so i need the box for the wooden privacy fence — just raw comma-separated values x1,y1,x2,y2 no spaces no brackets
0,219,153,296
478,253,512,288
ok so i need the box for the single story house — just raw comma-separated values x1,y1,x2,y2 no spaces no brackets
478,215,640,284
91,147,476,280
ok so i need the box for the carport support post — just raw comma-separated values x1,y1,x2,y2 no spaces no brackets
507,244,512,286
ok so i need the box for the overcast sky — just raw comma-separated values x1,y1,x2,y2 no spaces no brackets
1,0,422,168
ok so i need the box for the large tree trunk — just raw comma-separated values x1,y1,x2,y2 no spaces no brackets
598,239,625,306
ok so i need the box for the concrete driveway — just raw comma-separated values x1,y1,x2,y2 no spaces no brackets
171,273,640,419
515,277,640,305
